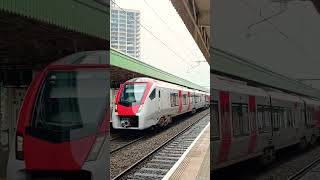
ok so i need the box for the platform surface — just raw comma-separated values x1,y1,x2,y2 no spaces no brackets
164,123,210,180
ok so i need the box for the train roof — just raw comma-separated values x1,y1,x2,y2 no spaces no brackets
301,97,320,106
127,77,209,94
51,51,108,66
265,90,303,103
212,75,268,97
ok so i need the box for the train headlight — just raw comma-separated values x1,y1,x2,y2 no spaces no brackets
86,134,106,161
16,135,24,160
115,104,118,112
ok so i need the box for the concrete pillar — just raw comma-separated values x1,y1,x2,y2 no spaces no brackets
0,87,9,178
0,87,27,178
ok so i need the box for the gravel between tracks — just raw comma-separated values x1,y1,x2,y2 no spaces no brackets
110,109,209,179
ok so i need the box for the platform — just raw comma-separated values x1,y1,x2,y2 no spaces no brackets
163,122,210,180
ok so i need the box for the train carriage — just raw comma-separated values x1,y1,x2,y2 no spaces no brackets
267,90,306,150
112,77,209,130
212,75,320,170
7,51,110,180
211,76,272,169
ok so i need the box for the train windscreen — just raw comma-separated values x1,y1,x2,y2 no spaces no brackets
28,70,108,142
119,83,147,106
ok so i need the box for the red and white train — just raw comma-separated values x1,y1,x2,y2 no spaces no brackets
211,75,320,170
112,77,210,130
7,51,109,180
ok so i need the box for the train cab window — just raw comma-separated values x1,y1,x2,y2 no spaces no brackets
232,103,249,136
212,101,220,139
149,89,156,100
30,71,108,142
119,83,147,106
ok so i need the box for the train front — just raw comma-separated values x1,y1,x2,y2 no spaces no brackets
7,52,109,180
112,78,154,130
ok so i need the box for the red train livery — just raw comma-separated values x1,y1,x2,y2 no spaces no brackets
7,51,109,180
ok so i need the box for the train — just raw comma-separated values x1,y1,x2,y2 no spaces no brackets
211,75,320,170
7,51,109,180
112,77,210,130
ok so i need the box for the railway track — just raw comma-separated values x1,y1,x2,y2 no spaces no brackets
111,135,146,153
112,113,210,180
288,156,320,180
213,142,320,180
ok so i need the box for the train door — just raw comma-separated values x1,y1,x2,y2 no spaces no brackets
281,103,298,146
228,93,250,161
287,102,304,146
157,88,161,113
248,96,258,154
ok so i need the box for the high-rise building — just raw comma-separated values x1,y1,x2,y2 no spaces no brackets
111,5,141,59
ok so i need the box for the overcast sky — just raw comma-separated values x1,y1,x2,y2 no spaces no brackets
113,0,210,89
212,0,320,89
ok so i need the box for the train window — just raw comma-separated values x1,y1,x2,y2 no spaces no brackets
290,109,295,127
280,108,286,128
232,104,241,136
149,89,156,100
286,109,293,127
265,106,272,130
194,95,198,104
182,94,187,105
257,105,265,132
170,93,179,107
272,107,280,131
232,103,249,136
242,105,249,134
212,101,220,139
159,90,160,98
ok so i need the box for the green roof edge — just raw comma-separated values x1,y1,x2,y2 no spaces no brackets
110,48,209,93
0,0,109,40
